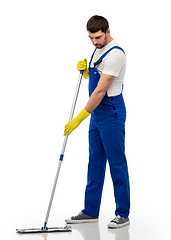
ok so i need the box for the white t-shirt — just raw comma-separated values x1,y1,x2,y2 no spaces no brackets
90,39,126,96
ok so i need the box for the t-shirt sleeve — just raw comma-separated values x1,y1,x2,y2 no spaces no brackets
102,50,126,77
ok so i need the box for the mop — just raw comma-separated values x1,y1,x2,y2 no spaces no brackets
16,71,84,234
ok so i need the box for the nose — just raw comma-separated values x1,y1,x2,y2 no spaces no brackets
93,38,98,44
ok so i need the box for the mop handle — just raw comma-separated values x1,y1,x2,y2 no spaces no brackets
60,70,84,158
43,70,84,230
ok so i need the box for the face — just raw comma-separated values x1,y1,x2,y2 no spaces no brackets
88,30,109,49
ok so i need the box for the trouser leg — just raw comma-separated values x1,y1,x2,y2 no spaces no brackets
82,126,107,217
99,119,130,218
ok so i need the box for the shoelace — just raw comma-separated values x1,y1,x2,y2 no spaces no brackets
77,212,83,216
73,212,83,219
113,215,121,223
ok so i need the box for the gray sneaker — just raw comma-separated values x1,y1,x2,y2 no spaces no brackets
108,215,130,229
65,212,98,224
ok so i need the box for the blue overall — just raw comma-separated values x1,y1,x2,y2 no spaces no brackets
82,46,130,218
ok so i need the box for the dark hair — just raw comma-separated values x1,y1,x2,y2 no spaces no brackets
87,15,109,33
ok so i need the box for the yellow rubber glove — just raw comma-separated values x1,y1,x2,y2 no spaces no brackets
64,108,90,136
77,58,89,79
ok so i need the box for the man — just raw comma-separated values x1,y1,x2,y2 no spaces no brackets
64,15,130,229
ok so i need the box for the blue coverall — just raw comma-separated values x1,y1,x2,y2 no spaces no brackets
82,46,130,218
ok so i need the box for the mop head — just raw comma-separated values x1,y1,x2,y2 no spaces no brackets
16,226,71,234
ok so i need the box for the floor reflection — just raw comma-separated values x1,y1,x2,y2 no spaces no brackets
69,223,101,240
108,225,130,240
67,222,130,240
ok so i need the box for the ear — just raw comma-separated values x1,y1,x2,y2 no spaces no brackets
106,28,110,36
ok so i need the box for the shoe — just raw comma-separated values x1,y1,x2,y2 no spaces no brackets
108,215,130,229
65,212,98,224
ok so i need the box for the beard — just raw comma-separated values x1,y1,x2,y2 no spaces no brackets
94,44,104,49
94,35,108,49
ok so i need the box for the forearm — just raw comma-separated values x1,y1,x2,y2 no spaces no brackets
85,74,114,113
85,89,106,113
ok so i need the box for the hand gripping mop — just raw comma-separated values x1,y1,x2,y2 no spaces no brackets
16,71,84,234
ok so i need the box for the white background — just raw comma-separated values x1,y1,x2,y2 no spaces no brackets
0,0,171,239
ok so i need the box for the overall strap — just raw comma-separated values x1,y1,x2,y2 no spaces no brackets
89,48,97,65
94,46,125,67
